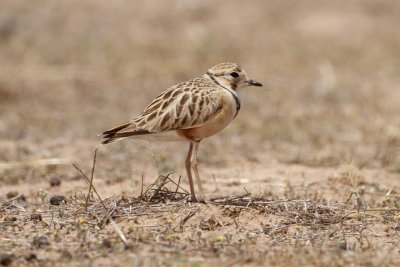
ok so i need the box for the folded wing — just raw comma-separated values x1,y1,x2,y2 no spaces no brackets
101,81,223,144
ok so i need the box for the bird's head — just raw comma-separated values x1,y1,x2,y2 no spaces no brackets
206,63,263,91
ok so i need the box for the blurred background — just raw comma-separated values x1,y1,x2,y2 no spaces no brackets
0,0,399,184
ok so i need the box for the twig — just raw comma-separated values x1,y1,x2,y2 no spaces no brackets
72,163,107,211
175,175,182,193
165,175,189,194
148,174,169,202
168,176,189,194
85,148,98,211
140,173,144,198
154,190,188,195
246,198,253,208
179,208,200,230
214,215,225,227
110,218,130,246
210,193,251,202
102,206,118,225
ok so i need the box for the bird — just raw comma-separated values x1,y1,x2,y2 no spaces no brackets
100,63,262,202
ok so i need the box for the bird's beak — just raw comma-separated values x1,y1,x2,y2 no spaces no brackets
246,79,263,87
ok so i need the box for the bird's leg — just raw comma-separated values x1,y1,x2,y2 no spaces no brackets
185,142,196,202
191,141,208,203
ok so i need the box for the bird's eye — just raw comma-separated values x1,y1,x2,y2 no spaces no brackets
230,72,239,78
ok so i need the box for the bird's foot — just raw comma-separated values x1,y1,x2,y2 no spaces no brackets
188,195,197,203
188,194,210,204
195,194,210,204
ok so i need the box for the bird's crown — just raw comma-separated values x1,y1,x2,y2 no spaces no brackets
207,63,242,76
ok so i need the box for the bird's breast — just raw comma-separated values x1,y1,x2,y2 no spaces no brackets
176,90,239,141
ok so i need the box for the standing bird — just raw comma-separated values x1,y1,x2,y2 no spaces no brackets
101,63,262,202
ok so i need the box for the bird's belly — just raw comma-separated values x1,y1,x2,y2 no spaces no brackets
129,131,185,142
177,101,237,141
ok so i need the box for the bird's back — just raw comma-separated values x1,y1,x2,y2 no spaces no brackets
101,76,227,144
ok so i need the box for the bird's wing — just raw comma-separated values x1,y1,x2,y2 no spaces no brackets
101,78,223,144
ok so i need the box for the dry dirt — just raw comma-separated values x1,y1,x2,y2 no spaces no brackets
1,1,400,266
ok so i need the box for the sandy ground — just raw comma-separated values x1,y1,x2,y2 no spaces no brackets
1,0,400,266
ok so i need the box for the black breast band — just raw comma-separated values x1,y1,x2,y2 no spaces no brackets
206,72,241,118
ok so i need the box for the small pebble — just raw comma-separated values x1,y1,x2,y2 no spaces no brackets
0,254,13,266
30,213,42,222
25,253,37,262
16,194,26,202
337,241,347,250
49,195,67,206
6,191,18,199
49,177,61,187
199,220,211,231
32,236,50,248
3,217,17,223
5,192,25,202
102,239,112,249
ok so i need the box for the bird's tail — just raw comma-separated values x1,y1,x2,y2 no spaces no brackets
100,122,151,144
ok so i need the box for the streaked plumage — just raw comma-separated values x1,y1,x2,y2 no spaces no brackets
101,63,262,202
